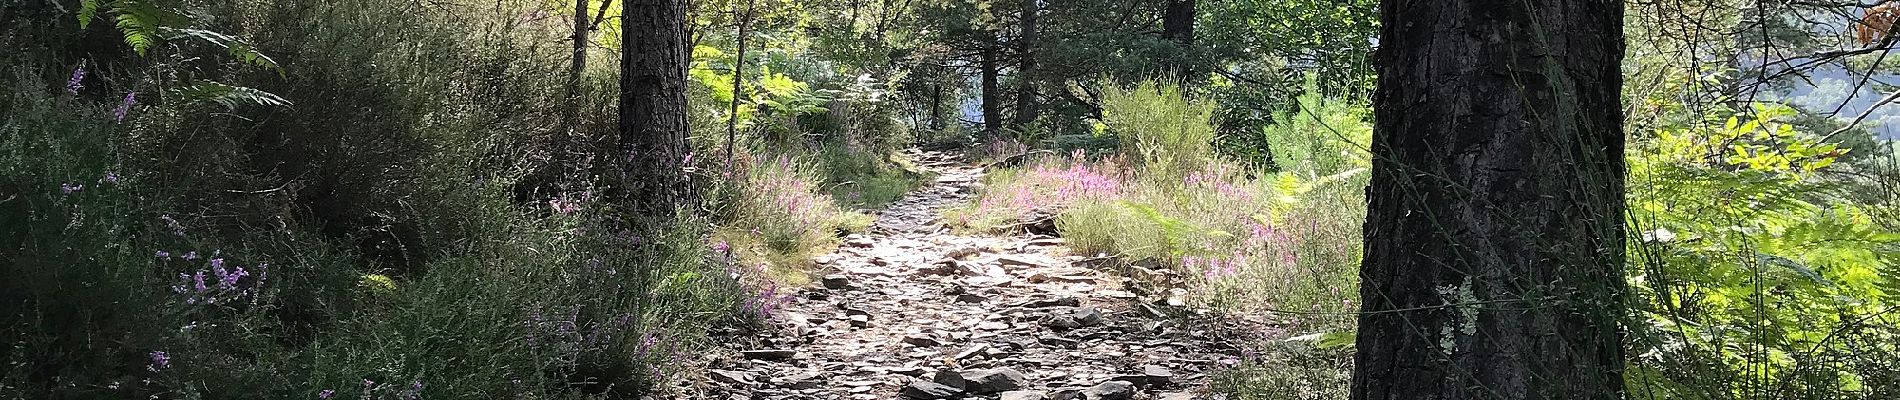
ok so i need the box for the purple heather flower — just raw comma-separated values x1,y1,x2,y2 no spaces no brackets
193,270,208,293
66,64,86,95
218,265,246,290
156,250,172,259
113,92,136,122
60,183,83,194
101,171,120,184
148,351,169,370
317,389,335,399
183,251,199,261
255,263,269,287
161,215,187,236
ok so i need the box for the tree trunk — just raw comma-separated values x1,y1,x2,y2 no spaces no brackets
1160,0,1193,81
1011,0,1037,129
620,0,696,212
567,0,590,136
930,82,944,131
725,0,756,167
980,38,1003,139
1353,1,1627,400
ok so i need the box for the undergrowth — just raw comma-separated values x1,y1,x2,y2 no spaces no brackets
954,79,1368,399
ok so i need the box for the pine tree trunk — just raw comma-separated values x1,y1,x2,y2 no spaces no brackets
1161,0,1193,80
980,39,1002,139
620,0,695,212
1353,1,1627,399
1011,0,1037,129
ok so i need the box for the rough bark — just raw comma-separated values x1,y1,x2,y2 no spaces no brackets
1012,0,1037,129
1353,1,1627,400
1160,0,1194,80
620,0,696,212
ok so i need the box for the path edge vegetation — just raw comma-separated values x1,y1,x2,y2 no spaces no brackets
4,0,1900,398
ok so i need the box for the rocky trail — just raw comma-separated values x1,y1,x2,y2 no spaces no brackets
698,149,1262,400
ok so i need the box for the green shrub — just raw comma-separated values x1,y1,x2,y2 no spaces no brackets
816,144,925,209
1262,75,1371,178
0,0,758,397
1099,80,1217,183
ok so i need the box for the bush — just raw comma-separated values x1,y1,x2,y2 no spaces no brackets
816,144,926,209
1262,75,1371,178
706,150,870,283
1099,80,1218,182
0,0,758,397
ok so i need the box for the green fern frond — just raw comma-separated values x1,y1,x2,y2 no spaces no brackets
77,0,101,29
172,81,292,109
166,28,282,72
110,1,165,55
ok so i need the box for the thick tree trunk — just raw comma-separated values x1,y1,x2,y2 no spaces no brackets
1353,1,1627,400
1160,0,1193,80
1011,0,1037,129
980,39,1003,139
620,0,696,212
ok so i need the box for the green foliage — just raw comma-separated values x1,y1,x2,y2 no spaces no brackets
1627,104,1900,399
1099,80,1217,182
705,151,865,277
166,28,282,73
81,0,185,55
815,145,926,209
1262,75,1370,178
966,98,1370,400
1210,341,1352,400
3,0,760,397
172,81,292,109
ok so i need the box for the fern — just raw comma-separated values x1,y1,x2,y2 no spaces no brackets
166,28,282,72
172,81,291,109
77,0,100,29
109,1,177,56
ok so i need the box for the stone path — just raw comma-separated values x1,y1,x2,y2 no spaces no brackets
698,149,1261,400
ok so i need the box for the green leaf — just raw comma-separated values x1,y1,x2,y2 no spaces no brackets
1285,330,1357,350
166,28,282,72
172,81,292,109
78,0,101,30
1758,254,1834,288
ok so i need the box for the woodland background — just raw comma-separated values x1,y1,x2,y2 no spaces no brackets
1,0,1897,398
